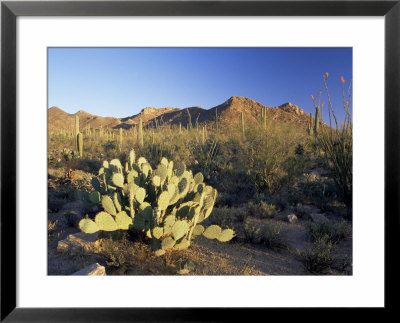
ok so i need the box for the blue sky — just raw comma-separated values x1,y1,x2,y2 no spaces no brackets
48,47,352,123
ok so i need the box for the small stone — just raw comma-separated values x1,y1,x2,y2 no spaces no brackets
71,263,106,276
287,214,298,224
57,232,99,255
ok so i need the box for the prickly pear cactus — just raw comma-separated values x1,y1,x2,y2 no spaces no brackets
78,149,235,253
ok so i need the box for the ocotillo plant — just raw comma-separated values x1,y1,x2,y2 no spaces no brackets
138,119,144,147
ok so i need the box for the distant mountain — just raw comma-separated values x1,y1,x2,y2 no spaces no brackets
48,96,310,131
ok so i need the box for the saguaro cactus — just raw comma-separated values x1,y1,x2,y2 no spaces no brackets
138,119,144,147
74,115,79,151
314,106,320,136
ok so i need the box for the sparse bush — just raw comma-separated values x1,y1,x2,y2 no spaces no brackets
243,220,260,243
305,220,351,244
259,221,282,248
303,235,335,273
245,201,278,219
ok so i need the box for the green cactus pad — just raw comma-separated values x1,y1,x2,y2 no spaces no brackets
192,224,205,236
157,191,170,211
217,229,235,242
98,167,105,176
88,191,101,204
95,212,119,231
133,214,145,231
102,160,109,169
174,238,190,250
163,215,176,234
161,236,176,250
160,157,168,167
152,227,164,239
112,173,124,188
155,164,168,182
166,184,176,198
127,170,139,184
194,172,204,184
135,187,146,204
203,196,214,209
203,225,222,239
139,202,153,220
172,220,189,241
137,157,147,168
91,177,101,191
152,175,161,187
204,185,213,195
110,159,122,172
204,205,214,219
142,163,151,178
176,162,186,177
115,211,133,230
178,177,188,194
101,195,117,216
113,192,122,212
169,176,179,185
78,218,100,234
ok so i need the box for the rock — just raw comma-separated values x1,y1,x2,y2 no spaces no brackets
71,263,106,276
287,214,298,224
57,232,100,255
309,213,329,223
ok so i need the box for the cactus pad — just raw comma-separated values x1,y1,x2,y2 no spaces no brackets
95,212,119,231
101,195,117,216
192,224,205,236
89,191,101,204
115,211,133,230
172,220,189,241
194,172,204,184
174,238,190,250
203,225,222,239
161,236,176,250
112,173,124,188
135,187,146,204
157,191,170,211
152,226,164,239
78,218,100,234
217,229,235,242
152,175,161,187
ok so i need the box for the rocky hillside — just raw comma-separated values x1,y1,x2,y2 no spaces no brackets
48,96,311,131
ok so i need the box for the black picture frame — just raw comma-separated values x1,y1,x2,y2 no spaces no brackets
1,0,398,321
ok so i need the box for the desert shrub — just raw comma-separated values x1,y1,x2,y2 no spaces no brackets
243,220,260,243
245,201,278,219
210,207,247,227
259,221,282,248
305,220,351,244
303,235,335,273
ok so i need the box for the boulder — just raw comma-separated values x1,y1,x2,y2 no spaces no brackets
71,263,106,276
57,232,100,255
287,214,298,224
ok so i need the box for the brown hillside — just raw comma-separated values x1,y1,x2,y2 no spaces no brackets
48,96,311,131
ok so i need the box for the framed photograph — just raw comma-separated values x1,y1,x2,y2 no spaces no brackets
1,0,398,320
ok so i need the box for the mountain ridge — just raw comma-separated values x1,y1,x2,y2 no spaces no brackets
48,96,310,131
